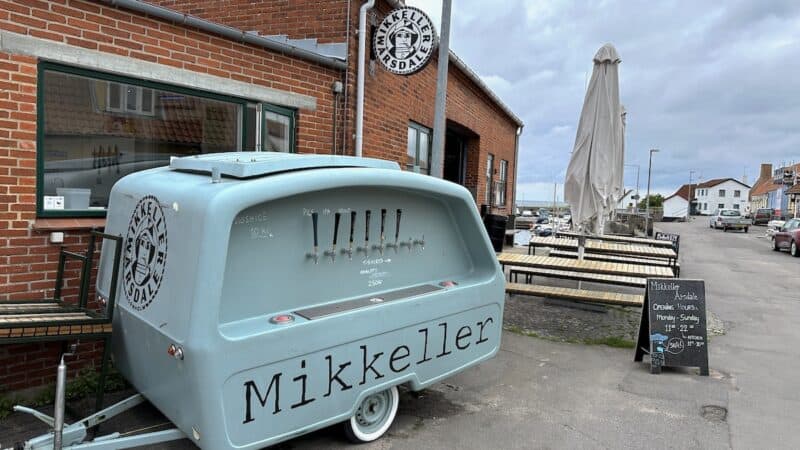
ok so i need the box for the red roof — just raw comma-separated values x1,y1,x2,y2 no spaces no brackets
787,183,800,195
696,178,750,189
666,183,696,201
750,179,781,197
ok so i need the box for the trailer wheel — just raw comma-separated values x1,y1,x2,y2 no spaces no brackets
344,386,399,443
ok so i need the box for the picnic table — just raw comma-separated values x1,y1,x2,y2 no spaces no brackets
528,236,678,273
498,252,675,278
555,230,675,248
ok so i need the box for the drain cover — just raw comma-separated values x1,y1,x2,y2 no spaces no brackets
701,405,727,422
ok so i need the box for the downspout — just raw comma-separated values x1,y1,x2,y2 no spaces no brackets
355,0,375,157
512,126,523,218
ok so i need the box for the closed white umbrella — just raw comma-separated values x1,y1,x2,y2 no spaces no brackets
564,43,623,236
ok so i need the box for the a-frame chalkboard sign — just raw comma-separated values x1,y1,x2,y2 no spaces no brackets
634,279,709,375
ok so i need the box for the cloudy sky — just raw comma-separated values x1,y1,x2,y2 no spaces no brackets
407,0,800,201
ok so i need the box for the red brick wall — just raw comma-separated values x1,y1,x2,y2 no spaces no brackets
149,0,350,44
0,0,342,393
148,0,519,213
0,0,518,394
358,1,518,214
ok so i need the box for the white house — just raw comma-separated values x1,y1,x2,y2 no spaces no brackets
663,184,696,219
694,178,751,215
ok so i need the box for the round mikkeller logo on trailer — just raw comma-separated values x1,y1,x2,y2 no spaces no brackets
123,195,167,311
374,7,436,75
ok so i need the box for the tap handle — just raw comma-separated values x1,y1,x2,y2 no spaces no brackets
311,211,318,248
395,209,402,242
380,209,387,239
349,211,356,244
365,210,371,243
333,212,341,246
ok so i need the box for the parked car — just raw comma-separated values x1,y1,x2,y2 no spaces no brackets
535,217,550,224
521,210,533,217
766,219,786,241
709,208,751,232
753,208,775,225
772,218,800,256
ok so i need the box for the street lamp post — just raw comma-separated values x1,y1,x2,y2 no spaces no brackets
645,149,659,236
687,169,696,221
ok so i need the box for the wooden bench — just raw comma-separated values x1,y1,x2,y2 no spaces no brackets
508,267,647,288
548,249,681,275
506,282,644,307
0,230,122,412
497,252,675,278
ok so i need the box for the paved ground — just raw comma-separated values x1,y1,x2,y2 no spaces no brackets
3,219,798,449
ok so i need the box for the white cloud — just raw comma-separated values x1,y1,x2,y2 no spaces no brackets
407,0,800,200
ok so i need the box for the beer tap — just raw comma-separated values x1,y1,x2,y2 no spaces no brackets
413,234,426,251
386,209,401,253
343,211,356,260
325,212,341,262
374,209,387,254
307,211,319,264
357,210,371,255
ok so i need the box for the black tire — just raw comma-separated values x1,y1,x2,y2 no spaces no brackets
773,238,780,251
744,227,749,233
792,241,799,257
723,227,728,232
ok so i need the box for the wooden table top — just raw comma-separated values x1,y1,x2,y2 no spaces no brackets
556,231,675,248
529,236,677,259
498,252,675,278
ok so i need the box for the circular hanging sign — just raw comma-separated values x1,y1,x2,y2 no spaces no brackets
123,195,168,311
374,6,437,76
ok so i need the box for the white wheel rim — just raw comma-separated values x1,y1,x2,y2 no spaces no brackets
349,386,399,442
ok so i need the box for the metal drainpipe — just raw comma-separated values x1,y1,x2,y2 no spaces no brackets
355,0,375,158
511,126,523,218
102,0,347,70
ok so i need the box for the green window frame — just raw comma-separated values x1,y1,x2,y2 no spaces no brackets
35,62,297,218
260,103,296,153
406,121,431,174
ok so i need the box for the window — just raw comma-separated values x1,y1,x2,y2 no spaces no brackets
733,204,739,209
703,203,708,210
495,160,508,206
719,189,725,197
37,63,294,217
734,190,741,198
106,83,155,116
485,153,494,204
718,203,725,209
406,122,431,174
262,104,295,152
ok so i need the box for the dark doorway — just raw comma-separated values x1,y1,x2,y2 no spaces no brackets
444,130,467,185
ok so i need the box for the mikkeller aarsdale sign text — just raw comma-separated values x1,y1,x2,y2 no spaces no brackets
374,6,437,75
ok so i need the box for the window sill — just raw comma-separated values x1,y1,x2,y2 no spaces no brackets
32,218,107,231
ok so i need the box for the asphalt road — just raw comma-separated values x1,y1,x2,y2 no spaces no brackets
4,219,798,449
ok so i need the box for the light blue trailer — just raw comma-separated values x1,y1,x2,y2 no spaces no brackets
57,151,504,449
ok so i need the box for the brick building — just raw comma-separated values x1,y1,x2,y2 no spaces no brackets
0,0,521,393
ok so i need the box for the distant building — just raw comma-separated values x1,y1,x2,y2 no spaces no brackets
616,189,638,211
749,163,800,217
694,178,751,215
663,184,697,219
